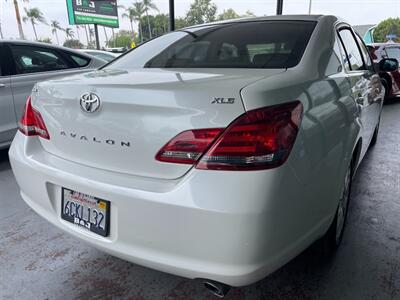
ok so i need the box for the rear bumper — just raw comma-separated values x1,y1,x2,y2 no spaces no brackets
9,133,328,286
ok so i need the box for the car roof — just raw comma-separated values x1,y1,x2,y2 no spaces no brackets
369,42,400,47
183,14,328,30
81,49,118,56
0,39,94,57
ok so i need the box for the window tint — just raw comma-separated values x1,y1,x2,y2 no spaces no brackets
108,21,316,69
355,35,373,71
10,45,71,74
338,28,365,71
86,52,115,62
70,54,90,67
385,47,400,63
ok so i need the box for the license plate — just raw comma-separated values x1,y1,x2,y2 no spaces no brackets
61,188,110,237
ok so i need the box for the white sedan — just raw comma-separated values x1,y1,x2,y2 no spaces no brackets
9,15,387,297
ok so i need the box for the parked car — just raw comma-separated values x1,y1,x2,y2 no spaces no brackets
10,15,386,297
79,49,121,62
367,42,400,99
0,40,106,149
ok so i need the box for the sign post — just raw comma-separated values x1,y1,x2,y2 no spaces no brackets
66,0,119,49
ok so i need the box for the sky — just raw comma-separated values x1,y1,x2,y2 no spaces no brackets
0,0,399,46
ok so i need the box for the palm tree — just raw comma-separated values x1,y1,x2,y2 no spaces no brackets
50,20,63,45
122,7,137,36
65,27,74,40
142,0,158,39
75,25,81,41
83,25,90,46
0,21,4,39
123,3,147,42
103,26,109,44
23,7,47,41
7,0,28,39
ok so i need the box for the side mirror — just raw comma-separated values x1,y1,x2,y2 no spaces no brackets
379,58,399,72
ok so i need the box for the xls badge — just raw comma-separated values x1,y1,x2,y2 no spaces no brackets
211,97,235,104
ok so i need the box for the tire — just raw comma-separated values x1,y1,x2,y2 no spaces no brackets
381,78,390,101
321,165,352,253
370,121,380,148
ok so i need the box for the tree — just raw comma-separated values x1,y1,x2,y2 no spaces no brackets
243,10,255,17
23,7,47,40
38,37,52,44
50,20,63,45
83,25,90,46
186,0,217,26
8,0,27,39
63,39,83,49
75,25,81,42
65,27,75,40
218,8,239,21
374,18,400,43
175,17,189,30
103,26,109,44
140,14,168,40
143,0,158,39
123,2,145,43
107,30,133,48
123,6,137,36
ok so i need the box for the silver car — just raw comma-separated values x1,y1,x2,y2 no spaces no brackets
0,40,105,149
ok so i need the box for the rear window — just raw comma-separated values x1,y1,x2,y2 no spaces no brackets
107,21,316,69
70,54,90,67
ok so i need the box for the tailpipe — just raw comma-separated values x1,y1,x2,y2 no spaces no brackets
203,280,231,298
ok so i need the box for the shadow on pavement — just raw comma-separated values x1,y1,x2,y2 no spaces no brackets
0,148,10,171
384,97,400,106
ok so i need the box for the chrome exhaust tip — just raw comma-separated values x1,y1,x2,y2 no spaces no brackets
203,280,231,298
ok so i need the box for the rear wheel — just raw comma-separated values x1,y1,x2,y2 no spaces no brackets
322,165,352,252
370,121,380,147
381,78,390,101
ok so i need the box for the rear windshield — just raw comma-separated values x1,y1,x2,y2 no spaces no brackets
107,21,316,69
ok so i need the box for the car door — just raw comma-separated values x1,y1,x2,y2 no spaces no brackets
0,44,17,147
337,26,383,158
8,43,89,121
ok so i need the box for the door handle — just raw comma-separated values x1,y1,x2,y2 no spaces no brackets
0,84,5,88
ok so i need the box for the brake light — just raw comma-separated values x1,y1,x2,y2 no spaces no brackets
156,128,224,164
156,101,302,171
196,101,303,170
18,96,50,140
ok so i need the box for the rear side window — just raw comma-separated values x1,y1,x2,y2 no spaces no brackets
10,45,71,74
385,47,400,62
338,28,365,71
355,35,374,71
70,54,90,67
108,21,316,69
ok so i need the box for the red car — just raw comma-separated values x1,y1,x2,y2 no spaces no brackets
368,43,400,99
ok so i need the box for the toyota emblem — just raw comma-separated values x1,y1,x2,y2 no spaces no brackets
80,92,101,113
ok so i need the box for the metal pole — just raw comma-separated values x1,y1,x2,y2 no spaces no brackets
276,0,283,15
308,0,312,14
169,0,175,31
94,24,100,50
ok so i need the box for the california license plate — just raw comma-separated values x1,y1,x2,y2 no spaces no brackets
61,188,110,237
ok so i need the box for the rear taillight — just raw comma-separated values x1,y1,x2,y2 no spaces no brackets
156,128,224,164
18,96,50,140
197,101,303,170
156,101,303,171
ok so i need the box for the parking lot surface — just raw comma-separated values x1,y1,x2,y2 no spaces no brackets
1,101,400,300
